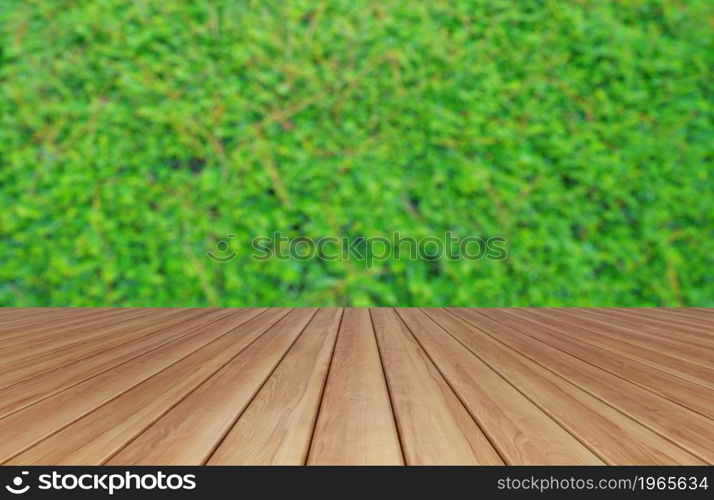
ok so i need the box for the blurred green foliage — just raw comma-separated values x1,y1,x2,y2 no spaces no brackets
1,0,712,306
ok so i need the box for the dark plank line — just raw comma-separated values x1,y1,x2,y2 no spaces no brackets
308,309,403,465
0,308,282,463
397,309,602,465
426,308,701,464
372,308,503,465
208,308,343,465
450,308,714,463
482,309,714,419
107,309,319,465
0,309,232,418
510,309,714,388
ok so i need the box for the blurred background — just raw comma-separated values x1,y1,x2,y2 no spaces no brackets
1,0,712,306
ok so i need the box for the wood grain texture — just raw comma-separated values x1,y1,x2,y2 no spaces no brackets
0,309,221,418
598,309,714,337
1,308,710,465
5,308,283,465
0,308,275,463
539,308,714,368
424,309,702,465
307,308,403,465
451,308,714,463
107,309,318,465
0,309,210,392
506,309,714,388
371,308,503,465
208,308,343,465
479,309,714,419
397,309,603,465
564,308,714,351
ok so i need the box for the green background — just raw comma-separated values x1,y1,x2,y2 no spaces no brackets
1,0,712,306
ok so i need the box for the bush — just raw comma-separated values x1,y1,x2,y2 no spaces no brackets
1,0,712,306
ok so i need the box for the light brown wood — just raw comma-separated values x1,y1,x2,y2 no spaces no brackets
0,309,211,391
106,308,317,465
397,309,603,465
600,308,714,337
482,309,714,419
424,309,702,465
0,308,147,348
1,308,710,465
371,308,503,465
208,308,342,465
5,308,284,465
0,308,278,463
307,308,403,465
0,309,125,335
0,309,223,418
508,309,714,388
451,309,714,463
623,308,714,328
565,308,714,350
542,308,714,368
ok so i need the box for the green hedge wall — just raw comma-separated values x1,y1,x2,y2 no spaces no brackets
1,0,712,306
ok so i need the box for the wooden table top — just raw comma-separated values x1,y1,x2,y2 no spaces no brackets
0,308,711,465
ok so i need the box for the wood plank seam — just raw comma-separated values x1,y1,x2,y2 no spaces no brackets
448,308,713,464
205,308,344,465
0,309,217,393
0,310,242,419
1,308,711,465
372,308,503,464
392,310,510,465
0,308,282,463
508,309,714,388
482,309,714,420
429,308,701,465
193,309,321,464
415,309,608,463
3,308,287,465
301,308,345,465
368,309,407,465
99,308,306,465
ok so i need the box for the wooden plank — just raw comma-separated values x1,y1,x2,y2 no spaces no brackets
371,308,503,465
0,309,208,390
107,309,318,465
0,309,230,418
2,308,712,465
598,309,714,337
307,308,403,465
208,308,343,465
629,308,714,328
0,310,91,333
451,308,714,463
564,308,714,350
483,309,714,419
506,309,714,388
0,309,144,345
0,309,159,365
0,309,121,334
424,309,701,465
540,309,714,367
397,309,602,465
0,308,282,463
4,308,282,465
